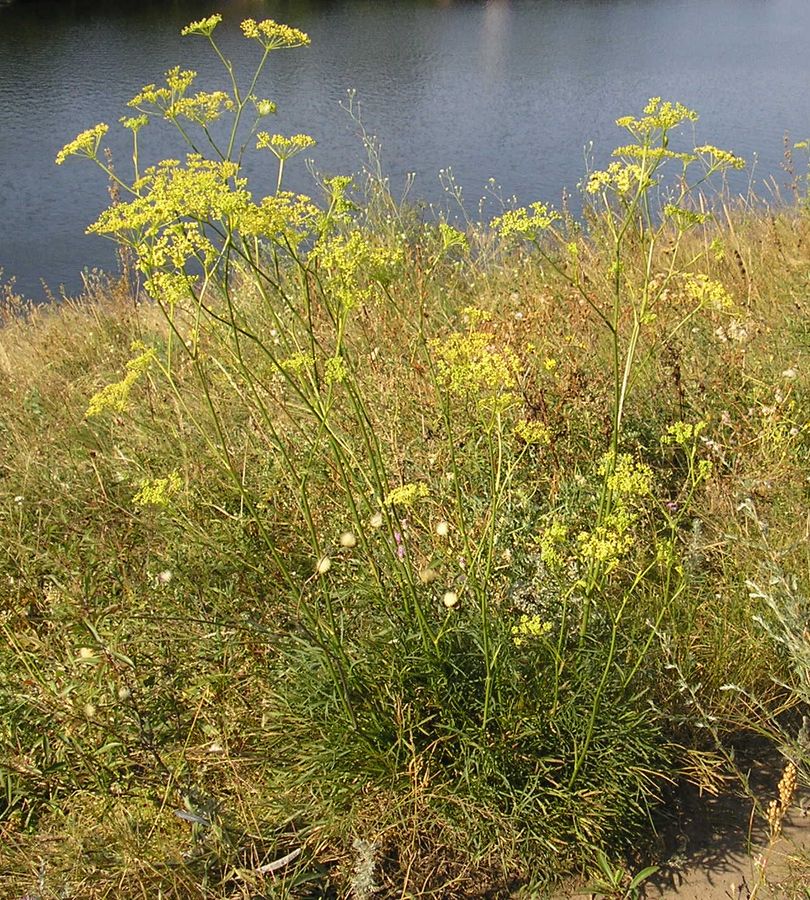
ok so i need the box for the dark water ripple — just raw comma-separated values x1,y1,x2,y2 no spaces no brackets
2,0,809,298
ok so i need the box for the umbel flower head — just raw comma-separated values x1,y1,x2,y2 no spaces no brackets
257,132,317,160
55,123,109,165
240,18,310,50
181,14,222,37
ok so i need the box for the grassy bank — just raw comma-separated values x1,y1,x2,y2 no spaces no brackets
2,15,810,899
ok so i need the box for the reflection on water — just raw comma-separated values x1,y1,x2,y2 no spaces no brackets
2,0,810,298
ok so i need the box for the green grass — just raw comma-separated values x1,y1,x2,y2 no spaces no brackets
1,17,810,899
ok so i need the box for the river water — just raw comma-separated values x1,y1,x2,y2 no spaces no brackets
2,0,810,299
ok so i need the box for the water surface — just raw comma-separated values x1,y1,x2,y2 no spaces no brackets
2,0,810,298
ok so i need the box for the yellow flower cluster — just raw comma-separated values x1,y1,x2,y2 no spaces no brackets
256,132,317,160
491,202,560,240
129,67,196,110
602,452,653,499
616,97,698,135
586,162,646,196
181,14,222,37
55,123,109,165
129,68,234,125
89,155,248,255
511,614,552,647
515,419,551,446
438,222,468,252
431,329,519,413
85,343,156,418
462,305,492,326
611,144,695,164
240,18,310,50
385,482,429,508
661,421,707,447
324,355,348,384
694,145,746,171
536,519,568,570
142,270,194,308
683,273,734,310
315,230,403,309
120,114,149,133
239,192,319,245
577,508,636,571
280,351,315,376
140,222,214,272
133,471,182,508
575,453,654,573
167,91,233,125
252,97,277,117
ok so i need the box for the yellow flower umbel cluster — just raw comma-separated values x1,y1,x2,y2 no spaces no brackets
604,452,653,498
385,482,429,508
682,273,735,311
128,67,234,126
180,14,222,37
240,18,310,50
661,420,707,447
315,230,404,310
55,123,109,165
537,520,569,570
515,419,551,446
438,222,468,252
511,614,552,647
431,322,519,416
586,98,744,201
133,471,182,508
89,155,246,242
586,161,648,196
85,343,156,418
491,202,560,241
257,132,317,161
615,97,698,137
694,145,746,171
576,453,653,574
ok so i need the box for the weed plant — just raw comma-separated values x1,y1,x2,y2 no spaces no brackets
1,13,808,899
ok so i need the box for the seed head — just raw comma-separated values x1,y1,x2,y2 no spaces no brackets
340,531,357,549
419,567,439,584
369,511,384,529
316,556,332,576
442,591,459,609
436,521,450,538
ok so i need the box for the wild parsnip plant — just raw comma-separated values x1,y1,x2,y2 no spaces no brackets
1,11,808,899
